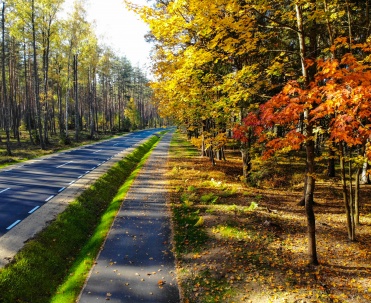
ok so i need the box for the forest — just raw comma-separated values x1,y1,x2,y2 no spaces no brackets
131,0,371,267
0,0,160,157
0,1,371,301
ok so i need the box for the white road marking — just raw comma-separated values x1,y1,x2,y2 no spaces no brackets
6,220,21,230
28,206,40,214
78,175,83,179
45,195,54,202
91,167,96,170
58,187,66,192
0,188,10,194
85,171,90,174
57,161,73,168
69,180,75,185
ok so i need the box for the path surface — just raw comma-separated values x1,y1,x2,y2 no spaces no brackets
78,131,180,303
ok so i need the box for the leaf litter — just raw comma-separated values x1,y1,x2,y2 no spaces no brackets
167,134,371,303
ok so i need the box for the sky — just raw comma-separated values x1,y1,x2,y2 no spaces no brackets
62,0,152,71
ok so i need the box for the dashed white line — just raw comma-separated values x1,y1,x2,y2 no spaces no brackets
0,188,10,194
85,171,90,174
28,206,40,214
45,195,54,202
91,167,96,170
57,161,73,168
6,220,21,230
78,175,83,179
58,187,66,192
69,180,76,185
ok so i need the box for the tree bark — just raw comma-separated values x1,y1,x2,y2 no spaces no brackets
339,143,355,240
74,53,79,141
1,2,11,156
327,140,336,177
31,0,45,149
296,3,318,265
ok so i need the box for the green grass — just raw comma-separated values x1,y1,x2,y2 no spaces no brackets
170,133,199,158
170,133,208,255
172,206,208,255
0,135,161,303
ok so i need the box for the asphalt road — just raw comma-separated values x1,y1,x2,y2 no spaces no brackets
0,129,162,237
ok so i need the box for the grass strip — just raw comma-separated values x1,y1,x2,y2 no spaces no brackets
0,135,161,303
169,133,208,256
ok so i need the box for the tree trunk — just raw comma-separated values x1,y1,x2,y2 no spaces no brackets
327,140,336,177
42,24,52,145
360,158,370,184
241,144,252,179
1,2,11,156
304,125,318,265
31,0,45,150
296,3,318,265
23,42,34,144
74,53,79,141
339,143,355,241
355,165,361,225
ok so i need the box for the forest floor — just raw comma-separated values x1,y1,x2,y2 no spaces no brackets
168,132,371,303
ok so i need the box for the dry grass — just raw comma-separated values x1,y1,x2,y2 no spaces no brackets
168,133,371,303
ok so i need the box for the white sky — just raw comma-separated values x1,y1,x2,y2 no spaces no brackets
62,0,152,71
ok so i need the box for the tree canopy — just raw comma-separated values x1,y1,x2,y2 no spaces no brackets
129,0,371,265
0,0,160,153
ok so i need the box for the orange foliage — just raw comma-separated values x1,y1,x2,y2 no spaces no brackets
235,49,371,160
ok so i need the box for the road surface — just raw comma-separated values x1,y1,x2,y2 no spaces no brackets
0,129,161,237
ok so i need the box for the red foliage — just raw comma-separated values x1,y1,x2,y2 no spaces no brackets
234,50,371,160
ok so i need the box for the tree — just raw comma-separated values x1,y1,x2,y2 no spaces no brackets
1,1,11,155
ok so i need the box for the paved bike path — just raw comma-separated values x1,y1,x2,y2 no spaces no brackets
78,131,180,303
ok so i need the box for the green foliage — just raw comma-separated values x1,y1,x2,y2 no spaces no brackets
187,185,197,192
200,193,219,205
247,201,259,211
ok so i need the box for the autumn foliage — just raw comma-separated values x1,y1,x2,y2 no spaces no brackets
129,0,371,265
